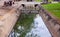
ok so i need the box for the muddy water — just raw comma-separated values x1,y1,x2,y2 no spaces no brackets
9,14,52,37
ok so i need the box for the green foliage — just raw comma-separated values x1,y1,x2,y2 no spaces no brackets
48,0,52,2
14,14,36,37
42,3,60,19
35,0,52,2
35,0,41,2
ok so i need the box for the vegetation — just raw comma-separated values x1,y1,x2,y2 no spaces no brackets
14,14,36,37
42,3,60,19
35,0,52,2
35,0,41,2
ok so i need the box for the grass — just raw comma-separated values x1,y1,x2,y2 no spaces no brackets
42,3,60,19
35,0,52,2
35,0,41,2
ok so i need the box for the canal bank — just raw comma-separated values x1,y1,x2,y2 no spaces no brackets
39,6,60,37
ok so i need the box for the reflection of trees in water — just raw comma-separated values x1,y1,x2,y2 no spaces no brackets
26,31,41,37
13,14,36,37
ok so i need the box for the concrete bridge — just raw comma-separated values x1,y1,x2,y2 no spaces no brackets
0,2,60,37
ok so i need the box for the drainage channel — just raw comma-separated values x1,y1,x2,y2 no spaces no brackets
9,3,52,37
9,14,52,37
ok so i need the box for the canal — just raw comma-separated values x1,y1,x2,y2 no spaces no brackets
9,14,52,37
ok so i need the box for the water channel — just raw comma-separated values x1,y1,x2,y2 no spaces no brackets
9,14,52,37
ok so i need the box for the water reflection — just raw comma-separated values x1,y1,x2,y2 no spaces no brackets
13,14,35,37
25,14,51,37
10,14,52,37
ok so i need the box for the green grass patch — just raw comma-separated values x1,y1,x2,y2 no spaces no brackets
35,0,41,2
42,3,60,19
35,0,52,2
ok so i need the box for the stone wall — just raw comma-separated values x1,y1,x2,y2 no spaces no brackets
39,6,60,37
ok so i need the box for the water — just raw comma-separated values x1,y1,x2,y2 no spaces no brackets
25,14,51,37
9,14,52,37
